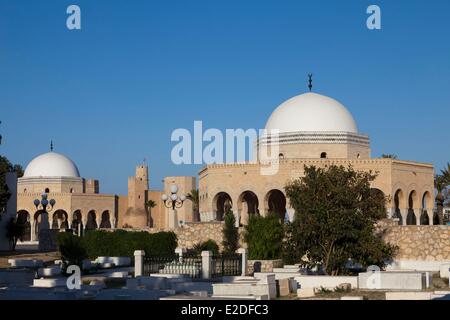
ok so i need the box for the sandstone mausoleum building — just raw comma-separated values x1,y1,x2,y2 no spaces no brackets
198,92,436,227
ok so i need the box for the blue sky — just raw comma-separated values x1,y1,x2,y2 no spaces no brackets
1,0,449,194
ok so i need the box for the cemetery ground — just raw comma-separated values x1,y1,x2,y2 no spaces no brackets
280,273,449,300
281,289,388,300
0,245,59,268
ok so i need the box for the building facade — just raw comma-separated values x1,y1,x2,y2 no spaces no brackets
16,152,197,241
198,92,436,226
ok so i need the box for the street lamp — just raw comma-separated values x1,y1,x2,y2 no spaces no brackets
161,184,186,229
161,184,186,210
34,192,56,230
34,192,56,212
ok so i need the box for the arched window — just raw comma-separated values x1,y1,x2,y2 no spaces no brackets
45,188,50,193
70,188,74,193
278,153,284,159
320,152,327,159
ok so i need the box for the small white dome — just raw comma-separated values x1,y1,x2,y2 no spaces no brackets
265,92,358,134
23,152,80,178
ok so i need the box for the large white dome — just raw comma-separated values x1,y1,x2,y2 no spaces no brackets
264,92,358,134
23,152,80,178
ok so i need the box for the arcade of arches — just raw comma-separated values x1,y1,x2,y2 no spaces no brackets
15,209,115,242
204,185,438,227
207,188,289,226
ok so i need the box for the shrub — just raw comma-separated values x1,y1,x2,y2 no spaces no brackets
244,213,284,260
189,239,219,256
81,230,177,258
222,210,239,254
6,217,26,251
56,232,87,270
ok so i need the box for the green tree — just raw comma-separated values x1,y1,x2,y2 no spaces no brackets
0,156,23,214
222,209,239,253
186,189,200,221
285,165,397,275
244,213,284,260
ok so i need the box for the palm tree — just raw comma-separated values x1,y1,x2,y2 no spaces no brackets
435,175,445,225
438,163,450,224
441,163,450,185
434,164,450,226
145,200,157,227
186,189,200,222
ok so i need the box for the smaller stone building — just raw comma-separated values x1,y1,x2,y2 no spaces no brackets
16,151,197,242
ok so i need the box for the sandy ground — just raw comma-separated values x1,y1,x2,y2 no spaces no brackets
0,243,59,268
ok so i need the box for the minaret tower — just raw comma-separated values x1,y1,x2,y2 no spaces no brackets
128,162,149,211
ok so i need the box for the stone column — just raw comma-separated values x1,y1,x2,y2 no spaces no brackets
82,218,88,234
201,251,212,279
134,250,145,277
400,209,408,226
30,219,35,242
96,218,101,229
168,208,178,229
237,248,248,276
48,217,53,230
78,222,82,236
414,208,421,225
387,208,395,219
110,217,116,229
234,211,240,228
286,208,295,223
427,208,434,225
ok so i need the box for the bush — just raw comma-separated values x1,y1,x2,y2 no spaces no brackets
189,239,219,256
81,230,177,258
56,232,87,270
244,213,284,260
6,217,26,251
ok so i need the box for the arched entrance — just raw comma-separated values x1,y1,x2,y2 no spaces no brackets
265,189,287,221
369,188,386,215
85,210,97,230
52,210,69,230
406,191,417,225
393,189,404,225
100,210,112,229
420,192,431,225
212,192,233,221
17,210,31,242
237,191,259,226
72,210,82,235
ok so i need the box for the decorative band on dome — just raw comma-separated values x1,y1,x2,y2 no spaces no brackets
258,131,370,147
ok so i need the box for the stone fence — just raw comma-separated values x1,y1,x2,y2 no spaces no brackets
382,225,450,261
174,222,245,251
